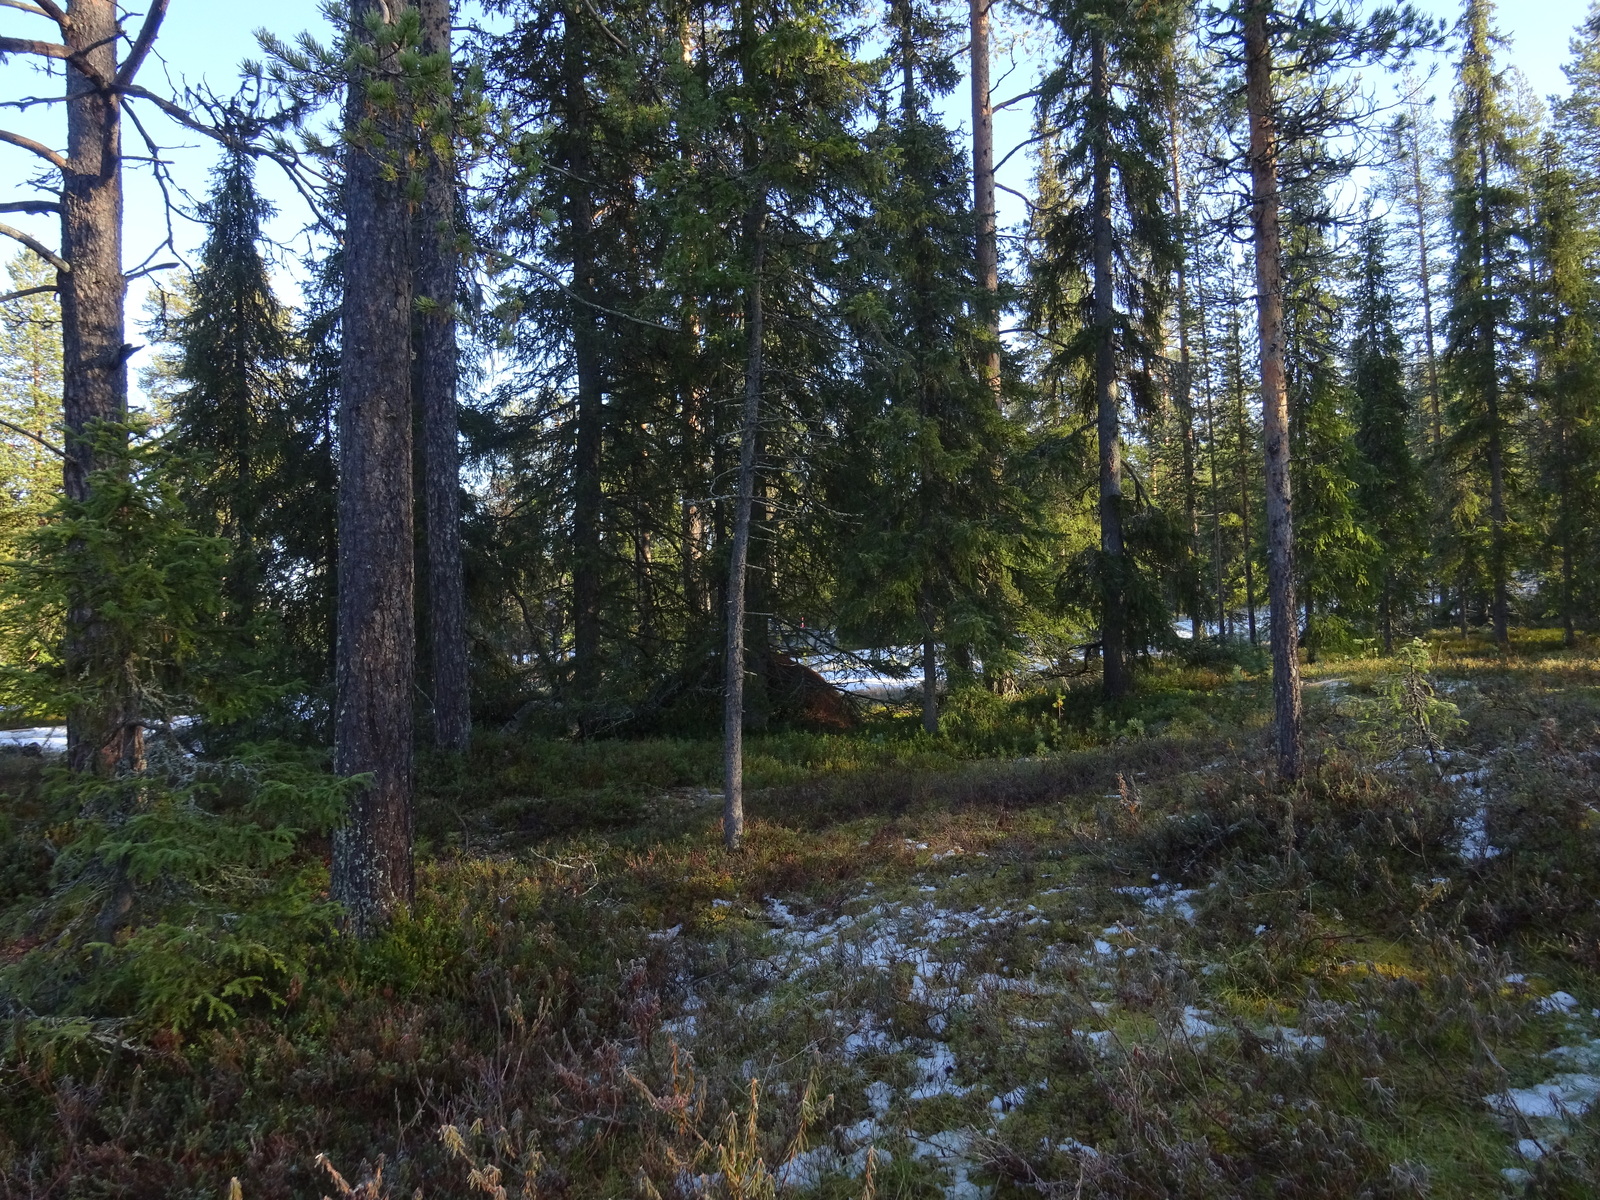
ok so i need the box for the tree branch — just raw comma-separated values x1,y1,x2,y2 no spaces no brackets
116,0,169,88
0,222,68,272
0,127,68,170
0,199,60,215
0,34,71,60
0,283,56,303
0,2,54,17
123,259,177,284
0,415,64,458
29,0,66,24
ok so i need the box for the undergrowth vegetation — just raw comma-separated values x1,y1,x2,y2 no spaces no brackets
3,634,1599,1197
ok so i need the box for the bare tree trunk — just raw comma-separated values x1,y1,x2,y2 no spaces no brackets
1198,295,1227,640
1232,330,1258,648
417,0,470,752
332,0,417,934
723,192,766,852
1477,138,1510,649
1090,32,1128,700
1244,3,1302,779
969,0,1001,398
566,0,605,701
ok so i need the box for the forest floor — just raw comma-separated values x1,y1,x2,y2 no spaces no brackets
3,632,1600,1199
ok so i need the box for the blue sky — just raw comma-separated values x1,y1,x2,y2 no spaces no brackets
0,0,1593,352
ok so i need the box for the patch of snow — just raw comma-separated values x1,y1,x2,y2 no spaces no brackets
988,1080,1046,1114
1489,1074,1600,1120
0,725,66,752
1176,1007,1224,1040
1515,1138,1545,1160
661,1015,697,1038
649,925,683,942
908,1129,990,1200
1262,1026,1326,1054
1536,991,1580,1016
865,1081,893,1118
1459,803,1502,861
909,1042,971,1100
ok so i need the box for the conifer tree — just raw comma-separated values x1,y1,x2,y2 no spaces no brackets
0,253,62,556
165,151,292,627
1527,133,1600,643
1209,0,1437,778
833,0,1017,734
1444,0,1524,648
1038,0,1181,699
1349,212,1425,652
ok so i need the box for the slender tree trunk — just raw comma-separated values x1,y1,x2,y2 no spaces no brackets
1382,573,1394,654
969,0,1001,398
333,0,417,933
1563,539,1575,647
1409,126,1443,451
921,620,939,736
1244,3,1302,779
566,1,605,700
1477,137,1510,649
1199,300,1227,640
723,192,766,852
1229,308,1257,647
1090,32,1128,700
417,0,470,752
1169,103,1202,640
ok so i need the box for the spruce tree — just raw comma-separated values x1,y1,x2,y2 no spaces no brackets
1527,133,1600,643
833,0,1018,735
165,151,292,627
1037,0,1182,699
1444,0,1524,648
1349,212,1425,652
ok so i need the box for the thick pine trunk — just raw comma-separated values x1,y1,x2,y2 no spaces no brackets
59,0,135,773
723,194,766,852
417,0,470,752
969,0,1001,398
1244,3,1302,780
1091,33,1128,701
332,0,417,934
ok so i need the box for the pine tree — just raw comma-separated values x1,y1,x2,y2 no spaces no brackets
333,0,422,933
1444,0,1524,648
1349,212,1425,652
1209,0,1438,778
1527,133,1600,643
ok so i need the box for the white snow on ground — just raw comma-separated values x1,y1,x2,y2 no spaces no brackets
0,726,65,752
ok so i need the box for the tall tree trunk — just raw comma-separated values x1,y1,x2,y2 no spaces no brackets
1169,102,1202,640
1244,3,1302,779
723,192,766,852
417,0,470,752
1478,139,1509,649
1198,297,1227,639
333,0,417,934
56,0,134,772
1232,334,1258,648
1091,32,1128,700
566,1,605,701
969,0,1001,398
1407,122,1443,451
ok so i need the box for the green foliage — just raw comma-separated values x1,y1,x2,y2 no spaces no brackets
0,252,61,558
0,420,270,737
1,744,350,1036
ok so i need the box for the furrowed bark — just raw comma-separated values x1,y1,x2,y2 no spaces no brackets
1091,31,1127,701
55,0,131,772
332,0,417,934
417,0,470,752
1244,2,1302,780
